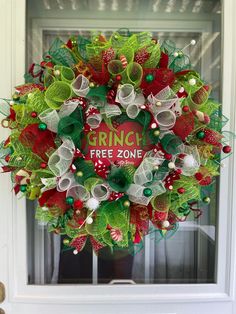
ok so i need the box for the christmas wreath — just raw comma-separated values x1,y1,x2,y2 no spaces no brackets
0,30,232,254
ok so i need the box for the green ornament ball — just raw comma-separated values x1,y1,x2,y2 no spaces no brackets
143,187,152,197
203,196,211,204
196,130,205,139
66,196,74,205
145,73,154,83
38,122,47,131
20,185,27,192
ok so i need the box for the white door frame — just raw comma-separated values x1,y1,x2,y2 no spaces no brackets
0,0,236,313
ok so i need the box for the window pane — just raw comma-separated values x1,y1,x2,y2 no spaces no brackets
26,0,221,285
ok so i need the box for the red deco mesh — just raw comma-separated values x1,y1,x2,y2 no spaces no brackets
172,112,195,141
19,124,56,160
130,205,149,235
140,68,175,97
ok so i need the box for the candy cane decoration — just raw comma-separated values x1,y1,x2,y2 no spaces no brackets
120,54,128,68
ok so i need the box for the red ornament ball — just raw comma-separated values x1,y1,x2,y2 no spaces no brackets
177,187,185,194
164,153,172,160
182,106,189,112
195,172,203,181
40,162,47,169
70,164,77,173
31,111,38,118
74,199,84,210
116,74,122,81
5,155,10,162
175,168,182,175
223,145,231,154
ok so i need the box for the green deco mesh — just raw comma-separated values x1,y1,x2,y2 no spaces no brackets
44,37,77,67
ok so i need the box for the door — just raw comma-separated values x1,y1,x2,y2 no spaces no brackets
1,0,236,313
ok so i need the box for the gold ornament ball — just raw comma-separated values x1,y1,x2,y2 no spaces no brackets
63,239,70,245
124,200,130,208
76,171,83,177
154,130,160,136
203,196,211,204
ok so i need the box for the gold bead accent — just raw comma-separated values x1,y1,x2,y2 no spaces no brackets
124,200,130,207
76,171,83,177
63,239,70,245
154,130,160,136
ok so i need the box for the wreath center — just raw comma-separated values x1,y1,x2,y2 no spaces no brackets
85,121,146,166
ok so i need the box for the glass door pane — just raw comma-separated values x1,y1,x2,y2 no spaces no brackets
26,0,221,285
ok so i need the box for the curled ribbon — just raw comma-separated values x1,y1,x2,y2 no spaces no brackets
39,98,83,133
86,113,102,129
41,177,57,192
57,107,84,146
108,61,143,87
127,181,166,206
39,108,60,133
100,104,122,118
116,84,145,119
91,183,110,201
148,86,181,130
71,74,90,97
48,139,75,177
45,81,72,109
134,157,164,186
66,183,90,201
54,65,75,83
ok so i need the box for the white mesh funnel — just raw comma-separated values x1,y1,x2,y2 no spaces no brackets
71,74,90,97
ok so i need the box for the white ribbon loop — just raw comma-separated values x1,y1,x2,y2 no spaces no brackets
127,181,166,206
134,157,164,186
148,86,178,111
57,139,75,160
48,139,75,177
127,184,150,205
155,109,176,130
71,74,90,97
39,108,60,133
66,184,90,201
57,172,75,192
87,113,102,129
41,177,57,192
100,104,122,118
59,99,80,118
116,84,135,108
116,84,145,119
148,86,181,128
91,184,110,201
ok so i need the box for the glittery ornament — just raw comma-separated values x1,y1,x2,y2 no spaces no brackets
134,48,150,64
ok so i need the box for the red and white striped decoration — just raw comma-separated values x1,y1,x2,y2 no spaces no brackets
119,54,128,68
110,228,123,242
